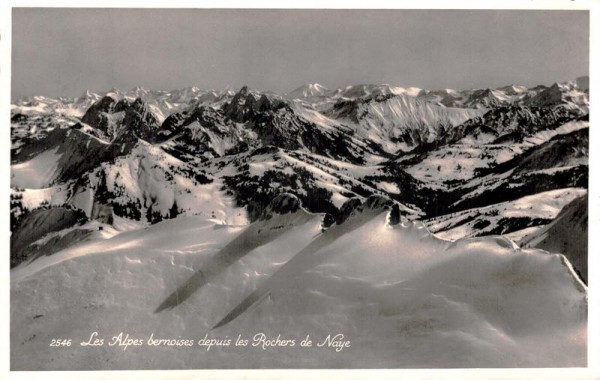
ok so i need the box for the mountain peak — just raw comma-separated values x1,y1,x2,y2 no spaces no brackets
497,84,527,95
287,83,329,99
77,89,100,103
238,85,250,96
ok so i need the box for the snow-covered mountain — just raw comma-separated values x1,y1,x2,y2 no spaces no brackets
324,93,484,153
416,77,589,114
286,83,330,99
12,86,234,122
10,78,589,369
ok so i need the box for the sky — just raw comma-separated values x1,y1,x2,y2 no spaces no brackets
11,8,589,99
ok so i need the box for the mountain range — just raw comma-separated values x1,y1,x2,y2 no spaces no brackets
10,77,589,369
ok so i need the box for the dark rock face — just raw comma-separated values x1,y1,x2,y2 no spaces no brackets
258,193,302,221
335,196,393,225
118,98,161,141
81,96,159,141
159,112,186,139
255,110,365,163
18,229,93,269
187,106,232,134
81,95,116,132
364,195,394,210
158,105,252,160
11,207,87,267
389,203,401,225
322,213,335,231
336,198,363,225
223,87,287,122
224,86,259,123
11,127,70,164
53,129,136,184
11,113,28,123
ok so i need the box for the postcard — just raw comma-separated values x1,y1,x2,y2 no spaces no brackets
3,2,597,378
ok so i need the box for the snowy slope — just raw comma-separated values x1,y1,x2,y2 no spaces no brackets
405,120,589,185
425,188,587,241
76,141,246,225
11,208,586,369
11,147,62,188
519,194,588,283
325,94,484,153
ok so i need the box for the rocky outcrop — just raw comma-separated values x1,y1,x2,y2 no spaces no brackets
321,213,336,231
258,193,302,221
336,195,393,225
81,95,116,132
389,203,401,225
116,98,161,141
81,96,160,141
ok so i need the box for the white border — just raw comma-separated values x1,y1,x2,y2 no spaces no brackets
1,1,598,379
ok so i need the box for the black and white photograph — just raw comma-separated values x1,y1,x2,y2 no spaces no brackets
4,3,597,376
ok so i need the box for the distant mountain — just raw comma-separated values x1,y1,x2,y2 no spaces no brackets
286,83,329,99
442,105,579,145
416,79,588,114
524,80,589,113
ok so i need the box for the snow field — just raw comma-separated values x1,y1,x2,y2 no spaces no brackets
11,210,586,369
